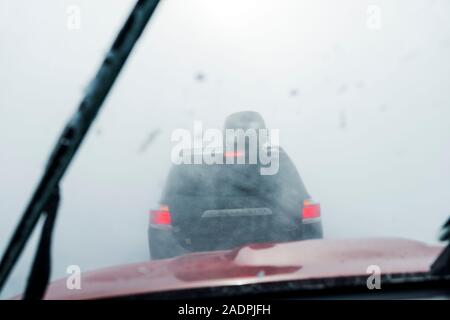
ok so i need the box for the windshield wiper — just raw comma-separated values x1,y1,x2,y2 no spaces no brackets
0,0,161,299
430,217,450,276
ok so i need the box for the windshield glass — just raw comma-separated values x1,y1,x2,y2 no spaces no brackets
1,0,449,298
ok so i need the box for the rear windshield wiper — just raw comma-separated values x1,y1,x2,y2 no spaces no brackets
0,0,161,299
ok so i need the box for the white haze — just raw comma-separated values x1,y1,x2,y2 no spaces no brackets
1,0,450,298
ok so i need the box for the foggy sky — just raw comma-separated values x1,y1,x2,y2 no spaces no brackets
1,0,450,298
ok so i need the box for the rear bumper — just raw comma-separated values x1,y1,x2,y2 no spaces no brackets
148,219,323,260
302,220,323,239
148,226,187,260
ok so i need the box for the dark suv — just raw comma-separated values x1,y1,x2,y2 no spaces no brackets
148,148,323,260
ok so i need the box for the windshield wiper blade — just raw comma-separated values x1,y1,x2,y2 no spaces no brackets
0,0,161,299
437,217,450,242
430,216,450,276
23,188,60,300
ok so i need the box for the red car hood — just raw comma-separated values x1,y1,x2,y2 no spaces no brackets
43,238,443,299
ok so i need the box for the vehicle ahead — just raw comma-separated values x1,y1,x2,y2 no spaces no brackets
40,237,448,300
148,148,323,260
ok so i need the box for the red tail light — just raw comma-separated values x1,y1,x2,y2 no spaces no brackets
149,205,172,225
302,199,321,220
